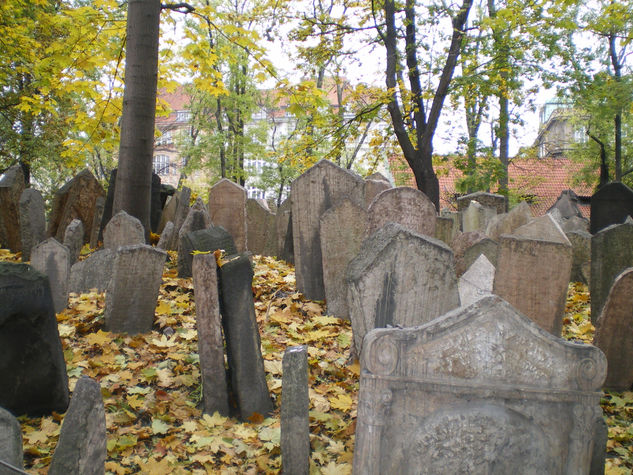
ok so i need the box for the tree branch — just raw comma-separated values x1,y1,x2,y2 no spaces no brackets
161,2,195,13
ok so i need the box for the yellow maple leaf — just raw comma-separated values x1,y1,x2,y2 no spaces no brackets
155,300,172,315
329,393,353,412
85,330,112,346
321,461,352,475
136,456,172,475
202,412,228,428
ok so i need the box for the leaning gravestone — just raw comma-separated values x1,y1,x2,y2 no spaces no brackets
178,226,237,279
0,406,23,473
192,254,230,416
208,179,247,253
30,238,71,313
347,223,460,356
291,160,365,300
63,219,84,265
493,215,572,336
0,262,69,415
461,200,496,234
485,201,532,241
590,181,633,235
178,198,211,241
69,249,115,294
458,254,495,307
156,221,175,251
353,295,607,475
218,254,273,420
103,210,145,250
0,164,25,253
320,199,368,319
103,245,167,334
457,191,508,214
275,198,294,263
246,199,277,257
566,230,591,285
19,188,46,261
48,377,106,475
367,187,436,237
590,218,633,322
593,268,633,391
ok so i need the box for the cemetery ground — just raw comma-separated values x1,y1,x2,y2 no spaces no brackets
1,249,632,474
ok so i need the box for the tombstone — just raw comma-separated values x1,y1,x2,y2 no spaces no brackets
275,198,294,263
0,262,69,415
156,221,175,251
63,219,84,265
0,407,23,473
320,199,368,319
157,194,176,234
559,214,590,234
590,181,633,235
435,216,458,246
485,201,532,241
458,254,495,307
0,165,25,253
160,183,176,210
30,238,71,313
366,172,391,183
367,187,436,237
493,216,572,336
451,231,487,268
246,199,277,256
218,254,273,420
457,237,498,278
291,160,365,300
281,345,310,475
353,295,607,475
69,249,115,294
177,198,211,241
547,189,584,219
347,223,460,356
208,179,247,253
89,196,105,248
48,377,106,475
103,210,145,250
593,268,633,391
19,188,46,261
461,200,496,234
48,169,104,245
192,254,230,416
178,226,237,279
104,245,167,335
364,179,391,210
457,191,507,214
566,230,591,285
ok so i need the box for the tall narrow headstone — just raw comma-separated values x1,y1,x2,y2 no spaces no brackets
0,164,25,253
103,210,145,250
0,407,23,473
367,187,436,237
457,191,507,214
89,195,105,249
69,249,115,294
192,254,230,416
590,181,633,234
320,199,368,319
246,199,277,256
30,238,71,313
353,296,607,475
275,198,294,263
281,345,310,475
458,254,495,307
218,254,273,420
566,230,591,285
593,268,633,391
291,160,365,300
0,262,69,415
104,245,167,334
48,377,106,475
208,179,247,253
347,223,460,355
63,219,84,265
19,188,46,261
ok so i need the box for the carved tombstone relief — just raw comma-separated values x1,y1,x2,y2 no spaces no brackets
367,187,436,237
208,179,247,253
353,296,607,475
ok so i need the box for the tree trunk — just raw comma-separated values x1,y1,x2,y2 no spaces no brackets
113,0,161,236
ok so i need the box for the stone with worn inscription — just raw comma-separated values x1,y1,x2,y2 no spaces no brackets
353,295,607,475
347,223,459,356
458,254,495,307
19,188,46,261
63,219,84,265
367,187,436,237
208,179,247,253
246,199,277,256
30,238,71,313
457,191,507,214
103,210,145,250
69,249,115,294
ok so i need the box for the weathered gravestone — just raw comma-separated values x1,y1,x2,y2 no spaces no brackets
89,196,105,248
435,216,458,246
451,231,487,273
567,230,591,285
69,249,115,294
246,199,277,257
156,221,175,251
19,188,46,261
590,218,633,322
320,199,368,319
30,238,71,313
48,377,106,475
457,191,508,214
593,268,633,391
48,169,104,245
192,254,230,416
493,215,572,336
0,406,23,473
218,254,273,420
291,160,365,300
364,179,391,210
456,237,498,277
281,345,310,475
178,198,211,241
347,223,460,356
0,165,25,253
63,219,84,265
275,198,294,263
103,210,145,250
208,179,247,253
178,226,237,279
461,200,496,234
157,186,191,237
104,245,167,334
367,187,436,237
548,189,585,219
366,172,391,183
353,295,607,475
485,201,532,241
458,254,495,307
590,181,633,235
0,262,69,415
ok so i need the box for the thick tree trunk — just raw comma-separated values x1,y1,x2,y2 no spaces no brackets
113,0,161,236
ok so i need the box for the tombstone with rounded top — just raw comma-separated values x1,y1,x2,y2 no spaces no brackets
208,179,247,253
368,187,436,238
103,210,145,250
30,238,71,313
63,219,84,265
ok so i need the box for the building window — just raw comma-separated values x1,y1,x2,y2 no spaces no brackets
157,130,172,145
177,110,191,122
153,155,170,175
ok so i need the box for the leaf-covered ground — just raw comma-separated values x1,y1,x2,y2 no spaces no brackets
0,248,631,474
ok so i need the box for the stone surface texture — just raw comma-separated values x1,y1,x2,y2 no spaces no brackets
103,210,145,250
457,191,508,214
275,198,294,263
69,249,115,294
461,200,497,234
0,406,23,472
246,198,277,256
63,219,84,265
456,237,498,277
178,226,237,278
30,238,71,313
458,254,495,307
363,179,391,210
0,165,25,253
367,187,436,237
19,188,46,261
590,181,633,235
485,201,533,241
566,230,591,285
208,179,247,253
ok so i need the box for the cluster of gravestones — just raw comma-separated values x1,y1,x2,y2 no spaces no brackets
2,160,633,473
